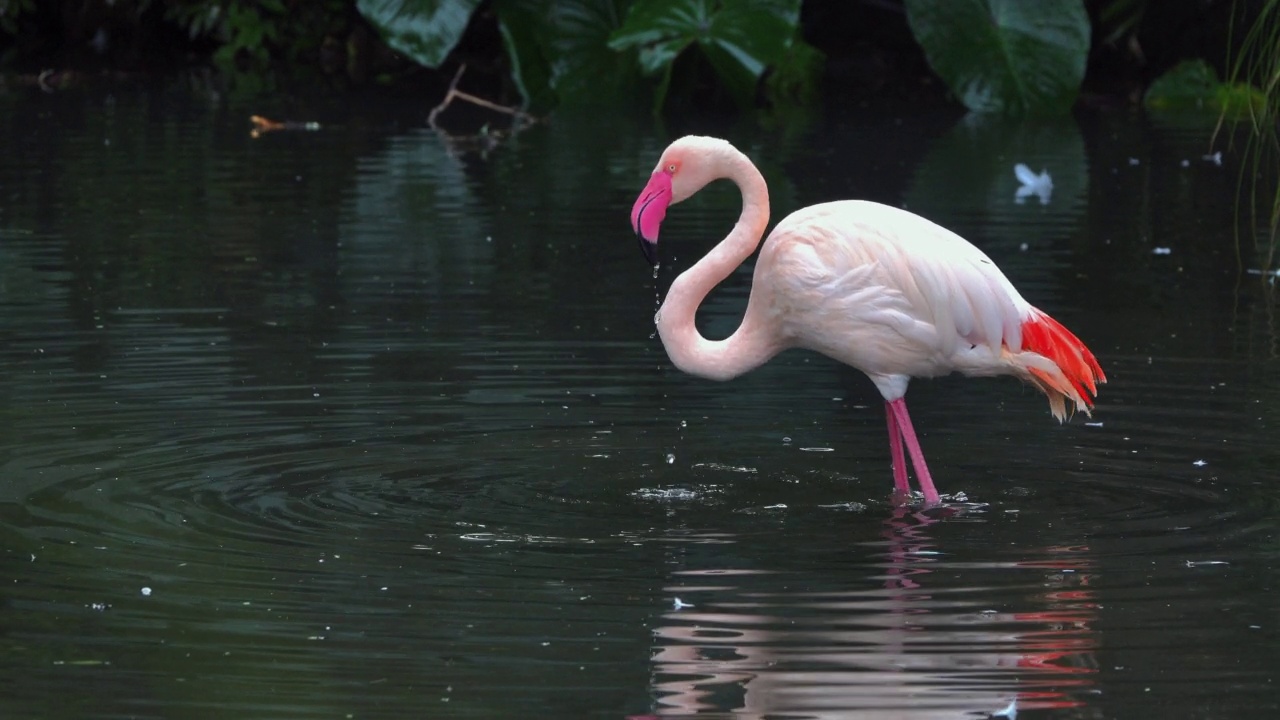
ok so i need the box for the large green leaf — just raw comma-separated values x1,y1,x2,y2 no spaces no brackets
544,0,636,100
494,0,557,112
609,0,809,108
904,0,1090,115
495,0,635,110
355,0,482,68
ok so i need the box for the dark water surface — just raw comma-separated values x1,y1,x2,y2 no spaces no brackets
0,84,1277,719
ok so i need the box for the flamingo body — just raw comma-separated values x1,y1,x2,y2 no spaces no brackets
630,136,1105,506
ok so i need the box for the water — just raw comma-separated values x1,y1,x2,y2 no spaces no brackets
0,82,1277,719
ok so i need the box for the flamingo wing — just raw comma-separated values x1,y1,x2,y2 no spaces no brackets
762,201,1024,364
757,200,1102,416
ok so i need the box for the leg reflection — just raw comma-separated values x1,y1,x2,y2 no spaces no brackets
643,507,1099,718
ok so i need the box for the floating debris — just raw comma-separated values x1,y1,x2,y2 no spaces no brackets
672,597,694,610
1014,164,1053,205
1152,247,1172,255
1246,268,1280,284
1185,560,1229,568
1202,151,1223,166
249,115,321,139
1193,459,1206,467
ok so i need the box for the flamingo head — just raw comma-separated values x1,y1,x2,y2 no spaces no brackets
630,168,671,266
630,136,731,266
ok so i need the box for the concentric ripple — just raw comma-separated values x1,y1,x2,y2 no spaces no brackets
2,97,1278,720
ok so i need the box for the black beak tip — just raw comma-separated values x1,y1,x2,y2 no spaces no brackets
637,233,658,267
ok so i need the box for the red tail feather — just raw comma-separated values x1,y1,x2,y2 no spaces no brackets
1020,310,1107,412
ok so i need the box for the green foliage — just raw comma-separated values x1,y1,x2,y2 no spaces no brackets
0,0,313,69
494,0,635,112
355,0,482,68
0,0,35,35
165,1,223,40
1144,59,1266,116
608,0,816,109
763,22,821,105
1220,0,1280,262
1224,0,1280,128
903,0,1090,115
353,0,816,112
219,0,284,66
163,0,350,70
492,0,556,111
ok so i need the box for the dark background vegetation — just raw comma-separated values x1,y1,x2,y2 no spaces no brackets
0,0,1267,109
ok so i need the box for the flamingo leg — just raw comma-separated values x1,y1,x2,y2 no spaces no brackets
885,401,910,497
887,398,942,507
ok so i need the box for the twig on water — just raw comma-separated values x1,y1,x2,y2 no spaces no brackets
428,64,536,134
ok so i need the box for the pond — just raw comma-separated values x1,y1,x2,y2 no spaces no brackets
0,81,1276,719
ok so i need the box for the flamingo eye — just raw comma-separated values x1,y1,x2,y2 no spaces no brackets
666,163,677,173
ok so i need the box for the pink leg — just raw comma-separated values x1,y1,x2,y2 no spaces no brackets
887,398,942,507
885,401,909,496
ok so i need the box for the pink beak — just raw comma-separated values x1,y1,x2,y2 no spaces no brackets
630,171,672,265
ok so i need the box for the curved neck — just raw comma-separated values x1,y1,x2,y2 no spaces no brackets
656,149,779,381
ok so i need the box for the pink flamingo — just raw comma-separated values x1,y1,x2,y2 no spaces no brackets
629,136,1106,506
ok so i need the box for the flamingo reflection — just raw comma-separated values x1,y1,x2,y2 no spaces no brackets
637,508,1099,718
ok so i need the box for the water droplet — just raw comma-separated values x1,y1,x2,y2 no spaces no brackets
665,453,675,465
679,420,687,429
651,262,660,279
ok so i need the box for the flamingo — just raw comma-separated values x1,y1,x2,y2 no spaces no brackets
629,136,1106,507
